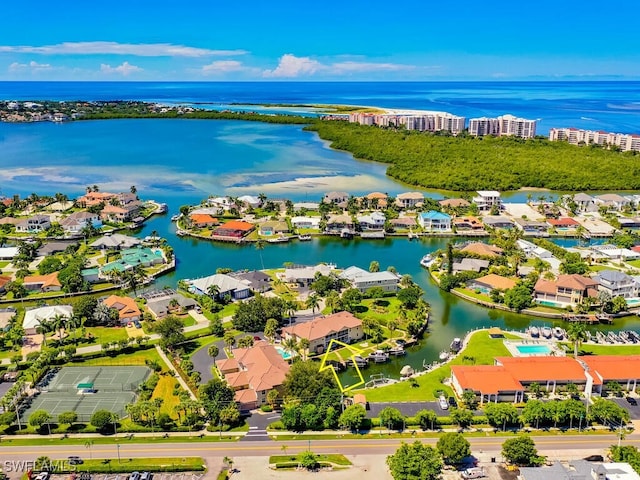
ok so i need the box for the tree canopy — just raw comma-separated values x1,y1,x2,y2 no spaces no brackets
387,441,443,480
306,121,639,191
502,436,544,466
436,432,471,465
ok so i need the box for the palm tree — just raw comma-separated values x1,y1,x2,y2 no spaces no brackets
207,284,220,300
305,294,320,318
325,291,340,314
298,338,310,360
36,319,54,346
208,345,219,359
255,239,265,270
388,319,399,340
51,313,68,343
282,336,299,358
566,322,588,358
285,300,298,325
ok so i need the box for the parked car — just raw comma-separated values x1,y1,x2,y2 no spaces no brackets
448,396,457,408
129,472,141,480
626,397,637,406
438,395,449,410
68,456,84,465
140,473,152,480
462,467,485,479
35,473,50,480
134,320,142,329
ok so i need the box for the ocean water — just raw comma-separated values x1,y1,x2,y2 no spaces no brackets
1,81,639,134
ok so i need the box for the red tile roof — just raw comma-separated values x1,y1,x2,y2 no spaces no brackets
460,242,503,257
496,357,587,382
219,220,254,231
282,311,362,342
581,355,640,384
23,272,61,288
451,365,523,394
547,218,579,227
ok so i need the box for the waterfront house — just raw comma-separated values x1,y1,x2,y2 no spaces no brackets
594,270,638,299
453,216,484,231
547,217,579,230
467,274,517,294
594,193,631,211
618,217,640,229
591,244,640,261
212,220,255,238
390,217,417,229
417,211,452,232
364,192,388,209
100,203,141,223
533,274,599,307
339,266,401,293
16,215,51,233
293,202,319,212
258,220,289,236
452,258,490,273
37,241,77,256
229,270,272,293
23,272,61,292
281,311,363,354
59,211,102,234
102,295,141,324
513,218,549,236
23,305,73,335
189,213,219,228
326,214,353,233
101,247,164,275
571,193,596,212
189,273,252,300
207,196,233,211
291,216,321,229
395,192,424,209
460,242,503,258
472,191,502,211
90,233,141,250
237,195,261,208
516,239,553,259
77,191,117,207
216,340,290,411
439,198,470,210
357,211,386,230
481,215,514,230
283,264,336,286
323,191,349,205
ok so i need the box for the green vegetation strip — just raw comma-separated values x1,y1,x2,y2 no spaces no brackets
359,331,520,402
306,121,640,191
52,457,205,473
0,435,238,446
269,454,352,466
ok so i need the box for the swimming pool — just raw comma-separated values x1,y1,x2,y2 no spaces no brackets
275,346,293,360
538,300,564,308
515,344,552,355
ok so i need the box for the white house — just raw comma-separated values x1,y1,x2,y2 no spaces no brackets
395,192,424,209
0,247,18,261
339,266,401,293
59,211,102,234
238,195,261,208
473,191,502,211
417,211,451,231
189,273,252,300
357,211,386,230
23,305,73,335
15,215,51,233
290,216,321,229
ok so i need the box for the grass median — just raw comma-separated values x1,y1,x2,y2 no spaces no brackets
51,457,206,473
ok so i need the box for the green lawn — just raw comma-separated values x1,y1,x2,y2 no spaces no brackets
626,260,640,269
50,457,205,473
85,326,129,344
358,330,519,402
456,288,493,302
69,347,163,367
572,343,640,356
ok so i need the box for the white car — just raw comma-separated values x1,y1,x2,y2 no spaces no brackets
438,395,449,410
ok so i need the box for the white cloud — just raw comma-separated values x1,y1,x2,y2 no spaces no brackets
263,54,416,78
100,61,143,76
0,41,247,57
8,60,53,73
201,60,246,74
263,54,322,78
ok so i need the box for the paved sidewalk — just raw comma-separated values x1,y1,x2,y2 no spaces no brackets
155,344,198,400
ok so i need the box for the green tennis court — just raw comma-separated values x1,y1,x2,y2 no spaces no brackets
21,366,151,423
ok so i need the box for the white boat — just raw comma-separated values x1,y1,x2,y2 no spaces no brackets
541,326,552,339
420,254,435,268
298,234,312,241
439,351,450,361
266,235,290,243
157,203,168,213
368,350,390,363
529,326,540,337
389,346,406,356
553,327,565,340
171,214,180,221
346,355,368,367
450,337,462,352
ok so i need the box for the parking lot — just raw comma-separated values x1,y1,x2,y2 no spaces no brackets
610,396,640,420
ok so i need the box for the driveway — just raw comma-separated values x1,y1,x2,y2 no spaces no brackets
243,411,281,442
191,338,225,383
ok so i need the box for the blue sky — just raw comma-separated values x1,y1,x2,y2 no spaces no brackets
1,0,638,81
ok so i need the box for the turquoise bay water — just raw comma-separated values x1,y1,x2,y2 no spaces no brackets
1,118,637,380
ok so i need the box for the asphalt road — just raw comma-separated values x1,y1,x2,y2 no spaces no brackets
0,434,638,461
